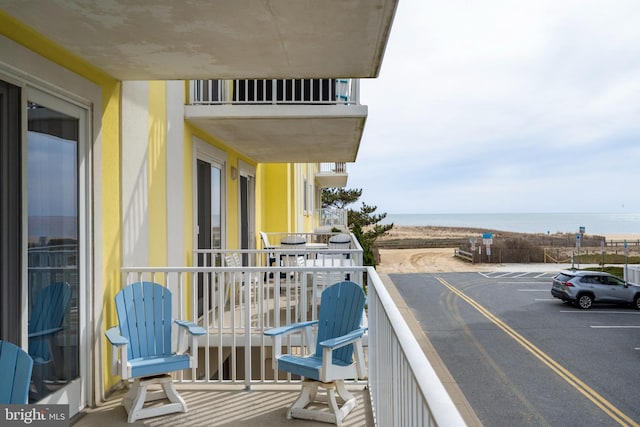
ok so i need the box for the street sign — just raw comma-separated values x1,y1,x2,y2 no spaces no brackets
482,233,493,245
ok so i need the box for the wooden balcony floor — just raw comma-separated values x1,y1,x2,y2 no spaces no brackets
72,385,373,427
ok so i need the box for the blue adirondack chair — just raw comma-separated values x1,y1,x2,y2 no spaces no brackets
264,281,367,426
105,282,206,423
28,282,71,393
0,340,34,404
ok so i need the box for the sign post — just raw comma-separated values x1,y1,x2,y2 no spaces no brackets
624,240,628,279
482,233,493,263
578,226,585,269
469,237,477,264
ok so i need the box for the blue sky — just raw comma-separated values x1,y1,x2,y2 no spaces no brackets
350,0,640,214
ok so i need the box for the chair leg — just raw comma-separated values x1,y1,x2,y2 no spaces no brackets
287,380,317,420
288,379,357,426
122,375,187,423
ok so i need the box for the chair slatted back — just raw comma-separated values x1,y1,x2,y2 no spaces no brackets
115,282,172,360
28,282,71,361
315,281,365,364
0,340,34,404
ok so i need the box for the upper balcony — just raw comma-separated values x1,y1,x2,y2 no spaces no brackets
185,79,367,163
1,1,398,81
315,162,348,188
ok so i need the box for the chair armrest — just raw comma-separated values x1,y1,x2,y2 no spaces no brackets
319,327,367,350
28,327,64,339
105,326,128,346
263,320,318,337
105,326,129,378
175,320,205,371
264,320,319,370
175,320,206,336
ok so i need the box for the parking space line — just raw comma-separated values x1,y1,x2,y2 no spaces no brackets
494,272,516,278
436,276,639,427
507,281,548,284
560,311,640,315
593,326,640,347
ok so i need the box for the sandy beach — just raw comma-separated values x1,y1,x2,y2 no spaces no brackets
376,225,640,274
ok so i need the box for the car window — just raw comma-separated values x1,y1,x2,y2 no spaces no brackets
581,276,602,284
607,277,626,286
556,273,574,282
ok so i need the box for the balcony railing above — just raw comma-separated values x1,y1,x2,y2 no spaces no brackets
315,162,348,188
319,162,346,174
190,79,360,106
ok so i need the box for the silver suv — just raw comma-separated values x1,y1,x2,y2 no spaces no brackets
551,270,640,309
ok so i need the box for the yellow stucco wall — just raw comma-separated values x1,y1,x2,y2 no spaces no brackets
261,163,292,232
148,82,168,266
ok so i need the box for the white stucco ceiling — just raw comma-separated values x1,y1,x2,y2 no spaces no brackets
0,0,398,80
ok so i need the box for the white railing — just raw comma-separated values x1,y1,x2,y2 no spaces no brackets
318,162,347,174
259,231,361,263
121,264,366,387
368,273,468,427
316,208,348,230
118,262,466,426
260,231,357,247
190,79,360,105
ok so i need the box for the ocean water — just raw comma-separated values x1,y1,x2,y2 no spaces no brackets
382,213,640,236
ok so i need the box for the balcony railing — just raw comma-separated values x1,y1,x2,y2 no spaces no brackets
319,162,347,174
260,231,357,251
190,79,360,105
316,208,348,230
119,250,466,426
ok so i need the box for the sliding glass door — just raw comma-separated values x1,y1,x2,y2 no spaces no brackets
25,89,87,414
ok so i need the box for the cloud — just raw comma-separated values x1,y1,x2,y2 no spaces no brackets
353,0,640,213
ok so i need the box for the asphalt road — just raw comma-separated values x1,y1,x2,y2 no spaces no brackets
389,271,640,427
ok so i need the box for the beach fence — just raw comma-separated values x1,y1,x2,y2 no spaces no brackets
453,234,626,264
454,248,474,263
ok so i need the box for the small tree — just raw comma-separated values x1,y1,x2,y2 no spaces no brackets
321,188,362,209
322,188,393,266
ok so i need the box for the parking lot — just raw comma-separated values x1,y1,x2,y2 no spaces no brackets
389,271,640,427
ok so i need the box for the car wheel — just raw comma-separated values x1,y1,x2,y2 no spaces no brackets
577,294,593,309
633,295,640,310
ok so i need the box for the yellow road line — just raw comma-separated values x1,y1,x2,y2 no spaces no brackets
436,277,639,427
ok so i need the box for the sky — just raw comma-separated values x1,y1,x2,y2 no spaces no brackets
350,0,640,214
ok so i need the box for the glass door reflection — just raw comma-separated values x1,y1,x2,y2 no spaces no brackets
27,101,79,401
